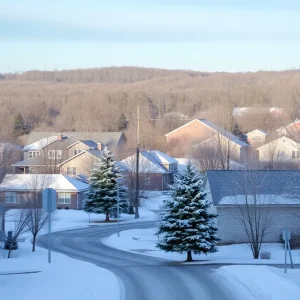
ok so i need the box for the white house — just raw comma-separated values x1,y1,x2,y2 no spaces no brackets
245,129,268,147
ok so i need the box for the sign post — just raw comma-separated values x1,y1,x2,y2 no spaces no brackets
42,188,56,264
282,228,293,273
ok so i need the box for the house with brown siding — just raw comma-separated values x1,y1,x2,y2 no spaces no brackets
0,174,89,210
165,118,250,160
120,151,178,191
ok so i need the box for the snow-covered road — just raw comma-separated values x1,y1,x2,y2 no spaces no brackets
37,221,256,300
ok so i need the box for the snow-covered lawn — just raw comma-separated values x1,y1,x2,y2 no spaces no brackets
217,265,300,300
0,241,120,300
104,228,300,264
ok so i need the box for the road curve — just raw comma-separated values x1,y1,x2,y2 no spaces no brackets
37,221,245,300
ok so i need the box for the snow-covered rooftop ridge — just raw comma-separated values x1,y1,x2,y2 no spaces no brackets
0,174,89,192
246,129,268,135
233,107,284,116
199,119,248,147
23,136,58,151
148,150,177,164
121,151,170,174
220,194,300,205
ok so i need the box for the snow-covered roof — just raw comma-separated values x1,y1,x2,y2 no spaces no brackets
67,140,98,149
121,151,172,174
0,143,22,151
0,174,89,192
233,107,284,117
206,170,300,206
246,129,268,136
256,136,300,151
220,194,300,205
148,151,177,164
23,136,58,151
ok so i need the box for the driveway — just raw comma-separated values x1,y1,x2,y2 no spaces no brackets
37,221,249,300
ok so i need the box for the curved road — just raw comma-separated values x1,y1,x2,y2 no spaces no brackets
37,222,245,300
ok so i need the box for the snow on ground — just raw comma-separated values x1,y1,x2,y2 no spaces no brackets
140,191,171,211
0,241,120,300
104,228,300,264
4,206,157,240
217,265,300,300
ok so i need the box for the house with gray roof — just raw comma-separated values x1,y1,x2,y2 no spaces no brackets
205,170,300,243
120,150,178,190
12,131,125,174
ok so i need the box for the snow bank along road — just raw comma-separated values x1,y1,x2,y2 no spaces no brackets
37,222,248,300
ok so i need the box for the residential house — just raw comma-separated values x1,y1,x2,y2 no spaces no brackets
205,170,300,243
165,119,250,160
0,174,89,210
276,120,300,138
232,107,285,118
59,149,103,180
12,131,125,174
245,129,268,147
120,150,178,191
256,136,300,163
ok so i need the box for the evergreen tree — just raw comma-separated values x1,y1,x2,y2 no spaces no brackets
84,149,128,221
4,231,18,251
156,162,219,261
117,113,127,131
13,113,29,137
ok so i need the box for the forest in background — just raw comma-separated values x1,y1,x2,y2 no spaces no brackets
1,66,300,149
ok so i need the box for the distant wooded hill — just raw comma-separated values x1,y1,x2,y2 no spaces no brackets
0,67,299,149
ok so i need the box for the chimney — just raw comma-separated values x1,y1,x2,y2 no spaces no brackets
57,133,63,141
97,142,102,150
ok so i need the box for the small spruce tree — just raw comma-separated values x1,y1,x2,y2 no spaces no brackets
117,113,127,131
84,149,128,221
157,162,219,261
13,113,29,137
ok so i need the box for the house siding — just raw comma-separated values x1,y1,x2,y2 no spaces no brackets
216,206,300,243
68,142,94,157
60,152,100,178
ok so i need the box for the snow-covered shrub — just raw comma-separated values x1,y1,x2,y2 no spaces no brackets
260,251,271,259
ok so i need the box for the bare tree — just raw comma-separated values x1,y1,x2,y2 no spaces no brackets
5,208,30,258
121,151,157,218
25,175,52,251
229,171,274,259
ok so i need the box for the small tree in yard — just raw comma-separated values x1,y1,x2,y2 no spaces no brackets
156,162,219,262
84,149,128,221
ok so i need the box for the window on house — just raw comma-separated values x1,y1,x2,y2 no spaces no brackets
58,193,71,204
67,167,76,176
252,136,261,141
48,150,63,159
5,192,17,203
74,150,83,155
48,150,55,159
292,151,300,159
28,151,40,158
56,150,62,159
145,177,151,185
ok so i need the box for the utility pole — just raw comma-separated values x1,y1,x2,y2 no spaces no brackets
135,105,140,219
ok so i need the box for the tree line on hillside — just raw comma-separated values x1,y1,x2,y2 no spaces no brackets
0,67,300,152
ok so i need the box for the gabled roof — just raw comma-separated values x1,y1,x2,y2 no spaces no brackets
59,149,103,167
67,140,98,149
256,136,300,151
147,151,177,164
165,119,248,147
276,120,300,132
121,151,174,174
25,132,124,151
206,170,300,206
246,129,268,136
0,174,89,192
23,136,57,151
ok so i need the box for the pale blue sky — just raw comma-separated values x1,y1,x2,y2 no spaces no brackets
1,0,300,73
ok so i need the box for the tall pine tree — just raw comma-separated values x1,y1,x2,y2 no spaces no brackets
84,149,128,221
157,162,219,261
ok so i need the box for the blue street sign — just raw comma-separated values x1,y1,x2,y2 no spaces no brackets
42,188,56,214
